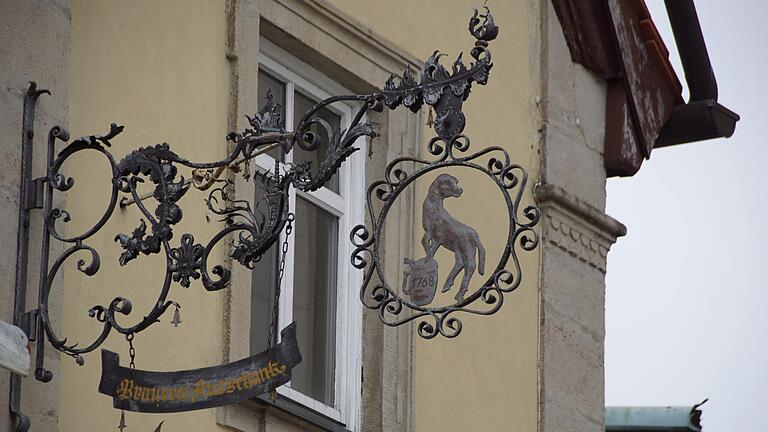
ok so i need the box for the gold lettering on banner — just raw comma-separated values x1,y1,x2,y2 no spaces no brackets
195,380,206,400
133,385,143,401
113,361,290,404
117,379,133,400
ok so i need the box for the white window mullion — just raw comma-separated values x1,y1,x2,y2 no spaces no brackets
285,82,295,132
341,132,366,429
278,190,297,343
257,46,364,430
279,80,297,339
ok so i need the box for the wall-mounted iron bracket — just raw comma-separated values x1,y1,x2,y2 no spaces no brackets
6,4,538,430
9,81,49,432
18,310,38,341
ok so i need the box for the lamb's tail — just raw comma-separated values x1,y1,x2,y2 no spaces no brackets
474,231,486,275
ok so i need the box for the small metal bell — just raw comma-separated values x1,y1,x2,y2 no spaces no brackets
117,410,127,432
171,305,182,328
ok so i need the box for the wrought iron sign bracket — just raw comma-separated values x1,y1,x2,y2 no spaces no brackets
7,4,538,431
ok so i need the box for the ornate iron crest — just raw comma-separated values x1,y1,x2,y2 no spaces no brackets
22,88,379,379
350,5,540,339
9,7,537,431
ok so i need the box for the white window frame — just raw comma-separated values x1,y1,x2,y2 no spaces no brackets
253,38,365,430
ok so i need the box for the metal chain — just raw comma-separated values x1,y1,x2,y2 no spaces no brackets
118,333,136,431
267,213,294,350
266,212,293,403
126,333,136,371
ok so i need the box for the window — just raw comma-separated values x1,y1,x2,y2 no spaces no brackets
249,39,365,429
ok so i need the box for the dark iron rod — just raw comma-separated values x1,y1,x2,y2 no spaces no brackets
10,82,48,432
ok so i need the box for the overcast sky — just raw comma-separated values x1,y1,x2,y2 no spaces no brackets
605,1,767,430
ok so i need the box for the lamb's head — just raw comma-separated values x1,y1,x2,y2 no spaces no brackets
432,173,463,199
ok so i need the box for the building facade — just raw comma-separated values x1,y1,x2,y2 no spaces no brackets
1,1,731,431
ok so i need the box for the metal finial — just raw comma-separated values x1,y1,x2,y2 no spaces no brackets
171,304,182,327
117,410,127,432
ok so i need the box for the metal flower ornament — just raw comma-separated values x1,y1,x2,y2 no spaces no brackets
10,3,537,430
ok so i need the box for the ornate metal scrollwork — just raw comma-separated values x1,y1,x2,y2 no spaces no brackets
351,4,540,339
14,3,535,393
27,84,379,379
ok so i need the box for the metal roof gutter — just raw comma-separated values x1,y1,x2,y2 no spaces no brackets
606,400,706,431
656,0,740,147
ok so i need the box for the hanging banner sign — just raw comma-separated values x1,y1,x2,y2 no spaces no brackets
98,323,301,413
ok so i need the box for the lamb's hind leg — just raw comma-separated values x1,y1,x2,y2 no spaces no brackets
442,255,463,293
455,254,476,302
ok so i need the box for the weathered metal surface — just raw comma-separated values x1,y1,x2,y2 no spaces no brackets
10,82,48,432
420,174,486,302
607,0,679,158
0,320,29,376
551,0,682,177
351,5,540,339
554,0,738,176
11,76,376,382
606,400,706,432
655,0,739,147
604,80,644,177
98,324,301,413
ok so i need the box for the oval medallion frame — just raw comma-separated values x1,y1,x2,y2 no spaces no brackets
351,135,540,339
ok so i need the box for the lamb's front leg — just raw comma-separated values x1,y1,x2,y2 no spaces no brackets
422,233,440,259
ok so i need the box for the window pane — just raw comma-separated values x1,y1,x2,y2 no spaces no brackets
257,69,286,161
293,91,341,193
291,196,338,405
250,187,279,355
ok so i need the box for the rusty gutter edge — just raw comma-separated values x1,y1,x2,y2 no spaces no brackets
656,0,739,147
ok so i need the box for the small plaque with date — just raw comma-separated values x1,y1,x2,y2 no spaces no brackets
403,257,439,306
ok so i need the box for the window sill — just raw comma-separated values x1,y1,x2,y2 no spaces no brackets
255,393,350,432
216,394,351,432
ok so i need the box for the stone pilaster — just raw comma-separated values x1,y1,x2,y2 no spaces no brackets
535,185,625,432
536,2,626,431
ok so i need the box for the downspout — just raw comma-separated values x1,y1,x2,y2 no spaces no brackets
655,0,739,147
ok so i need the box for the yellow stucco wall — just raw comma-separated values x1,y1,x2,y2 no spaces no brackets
62,1,540,431
324,1,540,431
62,1,230,430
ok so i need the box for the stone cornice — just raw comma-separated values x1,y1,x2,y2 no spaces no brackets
261,0,422,92
535,183,626,273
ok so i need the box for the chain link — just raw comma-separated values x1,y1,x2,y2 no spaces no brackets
126,333,136,371
267,213,294,350
119,333,136,431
